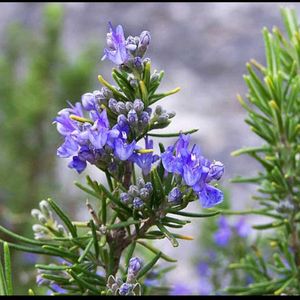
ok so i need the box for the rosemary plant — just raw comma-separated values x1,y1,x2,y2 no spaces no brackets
0,22,224,295
226,7,300,295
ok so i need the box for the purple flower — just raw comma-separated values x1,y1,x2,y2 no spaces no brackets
82,92,96,111
161,134,224,208
119,283,132,295
68,156,87,173
114,138,136,160
198,184,224,209
131,137,159,176
48,283,68,294
197,262,210,277
102,23,129,65
54,102,83,136
88,122,108,150
234,217,250,238
167,187,182,205
207,160,224,182
214,216,232,247
170,283,192,295
57,135,79,158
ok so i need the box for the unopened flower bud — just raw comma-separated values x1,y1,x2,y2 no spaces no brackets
126,35,137,52
128,257,143,275
128,185,140,197
102,87,113,100
39,200,51,218
116,102,127,115
139,188,150,200
168,111,176,119
139,31,151,48
137,31,151,57
125,101,134,112
155,105,163,115
82,93,95,111
92,90,104,106
119,283,132,295
32,224,46,233
146,107,152,116
208,161,224,181
137,177,145,189
127,109,138,125
133,57,143,73
133,197,144,209
144,182,153,193
276,200,295,214
31,209,41,220
157,112,169,124
117,114,128,127
129,79,139,89
108,98,118,113
140,111,150,125
133,99,144,113
168,187,182,205
150,72,159,82
120,192,132,204
38,214,48,225
57,224,66,235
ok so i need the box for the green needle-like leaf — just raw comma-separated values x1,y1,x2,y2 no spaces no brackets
137,240,177,262
156,222,179,247
137,251,162,279
47,198,77,238
3,243,12,295
78,239,94,263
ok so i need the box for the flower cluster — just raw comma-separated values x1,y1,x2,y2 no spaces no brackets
161,134,224,208
106,257,143,296
54,95,139,174
31,200,67,240
120,178,153,210
214,216,250,247
102,22,151,68
108,98,152,135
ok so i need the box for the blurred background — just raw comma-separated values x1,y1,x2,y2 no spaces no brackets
0,2,298,294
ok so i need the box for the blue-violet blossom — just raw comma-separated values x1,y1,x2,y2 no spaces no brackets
161,134,224,208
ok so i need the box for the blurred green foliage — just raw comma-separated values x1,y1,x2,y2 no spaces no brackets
0,3,100,294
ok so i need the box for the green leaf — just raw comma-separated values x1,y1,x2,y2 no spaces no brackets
148,128,198,137
150,167,165,208
74,181,99,199
137,251,162,279
99,184,132,215
139,80,148,106
98,75,127,102
156,222,179,247
231,146,270,157
106,219,141,230
42,245,78,260
0,225,46,246
0,255,7,295
125,241,136,269
137,240,177,262
143,61,151,89
252,220,285,230
47,198,77,238
149,87,180,105
3,243,12,295
78,239,94,263
89,220,99,259
35,264,70,271
168,210,220,218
